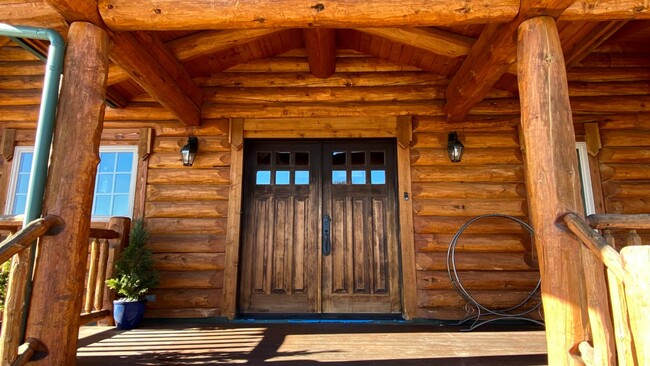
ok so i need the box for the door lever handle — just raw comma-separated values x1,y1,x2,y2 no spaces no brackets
322,215,331,256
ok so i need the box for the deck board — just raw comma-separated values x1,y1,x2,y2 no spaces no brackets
78,323,547,365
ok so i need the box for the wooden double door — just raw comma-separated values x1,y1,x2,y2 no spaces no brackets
239,140,401,315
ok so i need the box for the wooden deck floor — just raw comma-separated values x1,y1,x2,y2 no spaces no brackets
77,323,547,365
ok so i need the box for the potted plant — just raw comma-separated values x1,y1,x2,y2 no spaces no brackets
106,219,159,329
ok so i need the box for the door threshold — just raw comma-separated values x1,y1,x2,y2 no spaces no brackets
234,313,405,324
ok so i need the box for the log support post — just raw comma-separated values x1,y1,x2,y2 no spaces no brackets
24,22,109,365
517,16,588,365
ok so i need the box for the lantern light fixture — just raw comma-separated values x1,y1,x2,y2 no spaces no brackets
447,132,464,163
180,136,198,166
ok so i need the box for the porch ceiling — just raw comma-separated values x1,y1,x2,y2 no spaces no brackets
0,1,648,126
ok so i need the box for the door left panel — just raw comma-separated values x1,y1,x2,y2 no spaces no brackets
239,142,321,314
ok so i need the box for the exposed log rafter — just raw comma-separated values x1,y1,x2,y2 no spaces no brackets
355,28,474,59
445,0,579,122
45,0,203,126
304,29,337,78
564,21,629,70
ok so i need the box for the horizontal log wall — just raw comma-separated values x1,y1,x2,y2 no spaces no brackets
410,117,539,320
1,40,649,321
598,115,650,246
143,119,230,318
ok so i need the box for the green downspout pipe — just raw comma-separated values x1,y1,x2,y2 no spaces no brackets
0,24,66,342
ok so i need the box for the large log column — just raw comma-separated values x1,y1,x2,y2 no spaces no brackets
517,16,588,365
25,22,109,365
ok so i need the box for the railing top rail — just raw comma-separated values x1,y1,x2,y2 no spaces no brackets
587,214,650,230
89,228,119,240
0,215,25,233
563,213,626,281
0,215,63,265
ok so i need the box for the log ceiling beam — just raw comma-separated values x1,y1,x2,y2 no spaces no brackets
0,1,69,33
304,29,337,78
96,0,650,30
563,21,628,70
44,0,202,126
107,29,283,85
111,31,202,125
166,29,283,62
560,2,650,21
0,37,11,48
444,0,579,122
97,0,520,30
355,28,474,59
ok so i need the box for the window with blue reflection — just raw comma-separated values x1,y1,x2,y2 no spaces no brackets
256,171,271,185
371,170,386,184
8,147,137,219
98,152,116,172
92,150,136,219
295,170,309,185
116,152,133,172
12,151,33,215
332,170,347,184
351,170,366,184
93,195,111,216
18,153,32,173
276,171,290,185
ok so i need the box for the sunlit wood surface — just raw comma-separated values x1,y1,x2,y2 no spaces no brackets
78,323,547,365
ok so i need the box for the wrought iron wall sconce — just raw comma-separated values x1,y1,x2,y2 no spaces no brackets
180,136,198,166
447,132,464,163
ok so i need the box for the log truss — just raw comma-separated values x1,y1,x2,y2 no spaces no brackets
0,1,648,124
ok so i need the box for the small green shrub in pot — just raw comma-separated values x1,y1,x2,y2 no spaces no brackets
106,219,159,301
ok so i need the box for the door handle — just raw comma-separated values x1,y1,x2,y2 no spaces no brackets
322,215,331,256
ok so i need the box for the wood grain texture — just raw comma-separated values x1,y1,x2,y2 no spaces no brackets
25,22,109,366
304,29,337,78
98,0,518,30
518,16,588,366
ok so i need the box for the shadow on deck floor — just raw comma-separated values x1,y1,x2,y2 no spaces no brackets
77,323,547,365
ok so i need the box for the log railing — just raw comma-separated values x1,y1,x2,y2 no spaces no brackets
564,213,649,366
79,217,130,326
0,216,130,364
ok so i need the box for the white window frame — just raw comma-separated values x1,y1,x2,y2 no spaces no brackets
5,145,138,221
576,142,596,215
5,146,35,216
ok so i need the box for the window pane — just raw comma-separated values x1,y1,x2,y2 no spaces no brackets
98,152,116,172
295,170,309,185
256,171,271,185
111,195,129,216
370,151,385,165
351,151,365,165
332,170,347,184
276,170,290,185
12,195,26,215
116,152,133,172
295,152,309,166
351,170,366,184
19,153,33,173
276,152,290,166
371,170,386,184
257,152,271,165
96,174,114,194
332,152,346,166
93,195,111,216
16,174,30,194
114,173,131,193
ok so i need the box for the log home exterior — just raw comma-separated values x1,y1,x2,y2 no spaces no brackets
0,1,648,365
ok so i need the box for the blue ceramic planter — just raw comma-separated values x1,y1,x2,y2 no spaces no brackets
113,300,146,329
